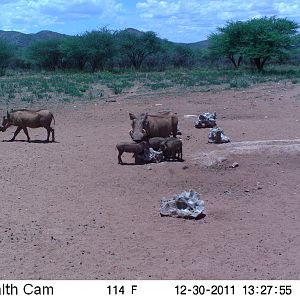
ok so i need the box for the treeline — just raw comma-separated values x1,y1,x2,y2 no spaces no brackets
0,28,209,73
0,17,299,74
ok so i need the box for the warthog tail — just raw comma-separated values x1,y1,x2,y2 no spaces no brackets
51,113,55,126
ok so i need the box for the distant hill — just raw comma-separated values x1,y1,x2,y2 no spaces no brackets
123,28,144,36
0,30,68,48
123,28,209,49
176,40,209,49
0,28,208,49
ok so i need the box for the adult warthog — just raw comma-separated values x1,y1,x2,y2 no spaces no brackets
0,109,55,142
129,111,178,142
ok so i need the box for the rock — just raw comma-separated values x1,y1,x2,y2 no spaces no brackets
195,112,217,128
160,190,205,219
208,127,230,144
230,162,239,168
184,114,197,118
136,148,164,163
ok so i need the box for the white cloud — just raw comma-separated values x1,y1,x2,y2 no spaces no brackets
136,0,180,16
135,0,300,42
0,0,123,33
274,1,299,15
0,0,299,42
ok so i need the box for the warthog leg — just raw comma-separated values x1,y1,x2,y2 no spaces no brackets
9,126,22,141
118,150,124,164
51,127,55,142
45,126,55,142
23,127,30,142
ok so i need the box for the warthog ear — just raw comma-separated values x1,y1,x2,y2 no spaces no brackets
129,113,136,120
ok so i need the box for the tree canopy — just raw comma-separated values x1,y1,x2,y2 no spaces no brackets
209,17,299,71
116,30,162,69
26,39,62,70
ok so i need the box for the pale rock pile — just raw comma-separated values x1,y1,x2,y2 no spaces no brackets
160,190,205,219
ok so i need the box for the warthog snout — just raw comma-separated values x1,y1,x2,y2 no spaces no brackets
129,128,147,142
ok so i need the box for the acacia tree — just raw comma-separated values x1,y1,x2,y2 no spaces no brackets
241,17,299,71
117,30,161,69
209,21,245,68
209,17,299,71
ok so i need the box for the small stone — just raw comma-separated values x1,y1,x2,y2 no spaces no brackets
208,127,230,144
244,189,250,193
182,165,189,170
230,162,239,168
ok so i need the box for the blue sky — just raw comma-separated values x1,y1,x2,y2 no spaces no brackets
0,0,299,42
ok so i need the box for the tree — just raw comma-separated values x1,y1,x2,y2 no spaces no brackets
82,28,116,71
171,45,195,68
241,17,299,71
117,30,161,69
25,39,62,70
209,21,245,68
60,36,87,70
0,39,14,74
209,17,299,71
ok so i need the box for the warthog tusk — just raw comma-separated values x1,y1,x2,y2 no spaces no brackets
142,129,146,134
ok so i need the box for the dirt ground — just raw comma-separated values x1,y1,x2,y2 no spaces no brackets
0,81,299,280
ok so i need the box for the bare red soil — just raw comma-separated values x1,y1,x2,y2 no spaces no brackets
0,82,299,279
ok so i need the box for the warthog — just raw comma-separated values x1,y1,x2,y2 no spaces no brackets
148,137,166,151
0,109,55,142
129,111,178,142
116,141,149,164
160,137,183,161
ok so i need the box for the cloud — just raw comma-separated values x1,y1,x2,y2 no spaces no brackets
274,0,299,16
0,0,299,42
0,0,123,33
135,0,300,42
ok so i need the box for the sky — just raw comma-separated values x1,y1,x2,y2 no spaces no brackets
0,0,299,43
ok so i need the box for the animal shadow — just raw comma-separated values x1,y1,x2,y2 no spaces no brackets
2,139,58,144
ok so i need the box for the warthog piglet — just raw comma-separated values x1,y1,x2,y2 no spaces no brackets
160,137,183,161
116,141,149,164
148,137,166,151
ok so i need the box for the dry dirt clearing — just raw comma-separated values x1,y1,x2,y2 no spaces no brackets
0,82,299,279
